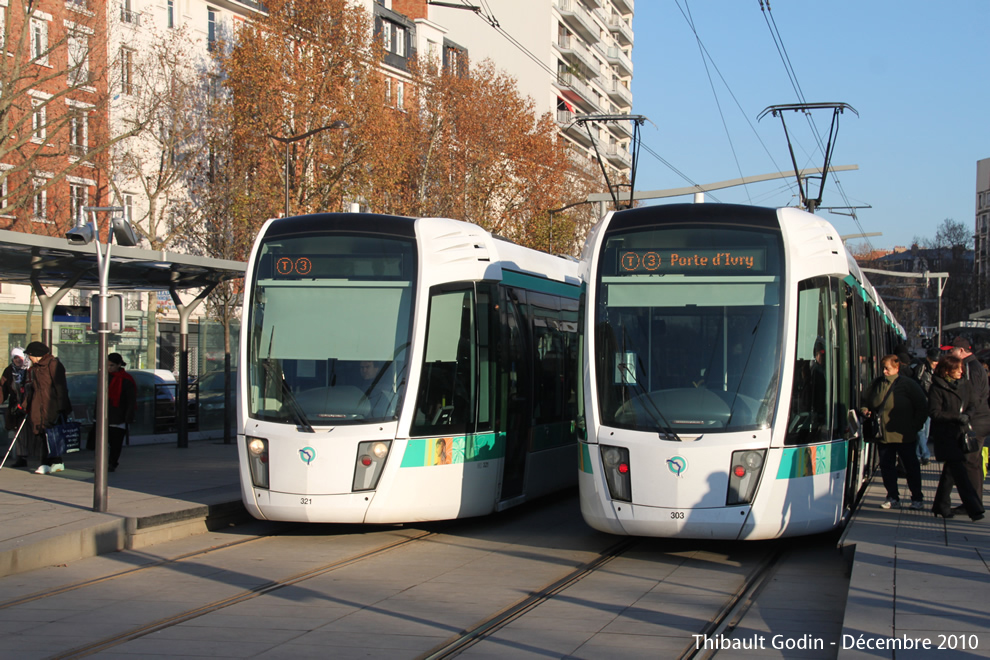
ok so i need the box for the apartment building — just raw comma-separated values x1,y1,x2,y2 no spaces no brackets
413,0,635,179
976,158,990,310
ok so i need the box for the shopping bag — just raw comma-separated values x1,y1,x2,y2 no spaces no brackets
46,417,82,456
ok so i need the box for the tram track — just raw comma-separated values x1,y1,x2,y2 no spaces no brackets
0,527,284,612
50,528,438,659
419,537,640,659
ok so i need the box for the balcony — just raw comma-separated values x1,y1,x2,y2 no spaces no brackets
555,34,601,79
607,80,633,108
556,0,600,44
610,0,634,14
121,7,141,25
606,45,633,77
607,116,632,139
605,142,632,168
557,72,600,111
608,14,634,46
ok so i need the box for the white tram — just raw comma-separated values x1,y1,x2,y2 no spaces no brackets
578,203,904,540
237,213,582,523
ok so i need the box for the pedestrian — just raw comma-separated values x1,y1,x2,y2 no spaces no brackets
912,347,940,465
948,336,990,513
23,342,72,474
106,353,136,472
928,354,985,520
864,354,928,510
0,347,31,467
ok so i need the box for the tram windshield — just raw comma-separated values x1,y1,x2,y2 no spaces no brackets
247,233,416,426
595,225,783,434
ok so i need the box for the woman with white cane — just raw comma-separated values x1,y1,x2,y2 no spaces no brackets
0,347,31,468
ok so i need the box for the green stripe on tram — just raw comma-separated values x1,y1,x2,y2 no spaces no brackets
501,269,580,298
579,442,594,474
400,432,505,467
776,442,848,479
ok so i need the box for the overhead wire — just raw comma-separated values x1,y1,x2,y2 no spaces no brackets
672,0,794,204
759,0,874,251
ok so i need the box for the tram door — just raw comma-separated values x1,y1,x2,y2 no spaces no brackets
500,288,531,501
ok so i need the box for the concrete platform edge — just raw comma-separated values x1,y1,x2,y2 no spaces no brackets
0,498,249,578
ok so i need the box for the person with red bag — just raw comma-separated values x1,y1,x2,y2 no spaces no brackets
106,353,136,472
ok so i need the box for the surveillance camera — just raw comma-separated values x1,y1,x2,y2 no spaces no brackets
111,216,139,247
65,224,95,246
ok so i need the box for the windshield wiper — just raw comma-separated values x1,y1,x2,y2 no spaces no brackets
261,358,314,433
616,324,681,441
635,355,682,442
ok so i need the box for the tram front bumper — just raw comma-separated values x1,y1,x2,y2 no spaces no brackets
249,489,375,523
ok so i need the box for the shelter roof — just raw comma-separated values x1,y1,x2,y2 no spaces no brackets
0,229,245,292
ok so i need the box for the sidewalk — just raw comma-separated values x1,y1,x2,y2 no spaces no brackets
0,439,246,578
839,460,990,657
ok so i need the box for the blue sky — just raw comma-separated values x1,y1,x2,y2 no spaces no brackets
630,1,988,250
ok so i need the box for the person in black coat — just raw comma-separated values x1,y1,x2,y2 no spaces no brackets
928,355,985,520
948,336,989,512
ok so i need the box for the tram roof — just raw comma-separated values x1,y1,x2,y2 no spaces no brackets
0,229,246,292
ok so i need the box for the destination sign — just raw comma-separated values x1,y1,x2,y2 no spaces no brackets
616,248,767,274
264,253,409,279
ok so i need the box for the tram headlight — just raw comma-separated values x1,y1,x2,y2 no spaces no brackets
246,436,269,489
353,440,391,492
600,445,631,502
727,449,766,505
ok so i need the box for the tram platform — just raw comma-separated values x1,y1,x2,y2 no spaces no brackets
838,459,990,658
0,438,245,578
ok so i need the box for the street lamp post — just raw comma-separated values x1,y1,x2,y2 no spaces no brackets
268,121,348,218
66,206,138,513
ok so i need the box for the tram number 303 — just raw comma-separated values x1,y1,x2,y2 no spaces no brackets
670,511,685,519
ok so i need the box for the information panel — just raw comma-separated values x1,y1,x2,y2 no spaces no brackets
616,248,767,274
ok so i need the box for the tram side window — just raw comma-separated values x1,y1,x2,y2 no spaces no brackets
411,287,477,436
786,278,833,445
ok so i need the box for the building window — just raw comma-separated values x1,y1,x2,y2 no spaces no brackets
70,184,87,224
0,172,8,216
31,100,46,141
33,179,47,222
123,193,134,223
121,48,134,94
381,21,392,52
121,0,140,25
395,26,405,56
207,7,217,52
167,0,174,28
68,32,89,86
69,110,87,156
384,78,391,105
395,80,404,109
31,17,48,64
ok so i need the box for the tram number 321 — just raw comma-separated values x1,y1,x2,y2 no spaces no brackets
300,497,313,505
670,511,685,519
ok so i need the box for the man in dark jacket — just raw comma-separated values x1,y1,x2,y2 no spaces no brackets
867,354,929,509
949,336,988,511
913,347,940,465
106,353,136,472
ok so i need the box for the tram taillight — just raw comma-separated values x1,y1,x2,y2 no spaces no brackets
600,445,632,502
727,449,765,505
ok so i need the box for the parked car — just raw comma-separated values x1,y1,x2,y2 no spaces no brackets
191,370,238,430
66,369,178,436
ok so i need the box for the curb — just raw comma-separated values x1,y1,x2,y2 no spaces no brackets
0,499,250,578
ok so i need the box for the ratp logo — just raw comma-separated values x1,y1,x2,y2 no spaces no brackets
299,447,316,465
667,456,687,477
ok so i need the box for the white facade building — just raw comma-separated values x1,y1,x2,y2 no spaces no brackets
421,0,635,178
975,157,990,310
